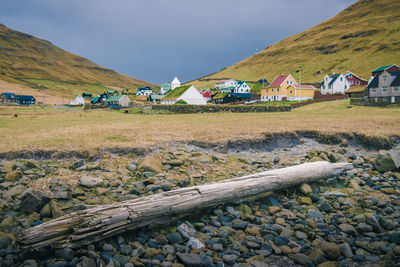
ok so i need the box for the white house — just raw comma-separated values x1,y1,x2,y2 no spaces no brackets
69,95,85,106
216,79,237,91
171,77,181,90
234,81,250,94
160,83,171,95
136,86,153,96
321,73,350,94
161,85,207,105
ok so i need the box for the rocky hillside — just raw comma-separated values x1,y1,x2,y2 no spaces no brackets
0,23,154,92
191,0,400,87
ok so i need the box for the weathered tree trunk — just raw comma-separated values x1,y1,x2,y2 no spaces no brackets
19,161,352,250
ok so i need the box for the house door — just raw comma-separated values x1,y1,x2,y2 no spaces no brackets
274,96,276,101
391,97,395,103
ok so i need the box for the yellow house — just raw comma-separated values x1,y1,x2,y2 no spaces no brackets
286,84,316,100
261,74,297,101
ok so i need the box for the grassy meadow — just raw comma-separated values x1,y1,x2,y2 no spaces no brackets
0,100,399,153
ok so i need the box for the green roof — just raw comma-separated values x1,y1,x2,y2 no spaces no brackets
91,96,99,102
212,92,229,100
150,94,164,100
372,64,394,73
105,95,124,103
162,85,191,100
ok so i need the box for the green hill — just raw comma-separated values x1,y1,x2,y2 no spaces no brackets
190,0,400,88
0,23,155,96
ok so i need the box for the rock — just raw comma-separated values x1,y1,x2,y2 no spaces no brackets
55,248,74,260
374,150,400,172
232,220,248,230
126,163,137,172
309,248,325,265
70,159,84,170
212,243,224,252
389,232,400,244
338,224,357,237
40,204,51,218
22,259,38,267
339,243,353,259
321,191,348,198
0,237,11,249
299,197,312,205
186,237,204,250
275,236,289,246
5,171,22,181
176,253,202,267
161,182,171,192
79,176,103,188
138,156,163,173
3,184,26,199
289,253,313,266
166,233,183,244
321,242,340,260
357,223,373,232
78,256,96,267
0,216,14,228
317,262,338,267
20,188,49,213
295,231,307,240
378,215,395,230
381,187,396,194
163,160,184,167
298,183,313,195
178,223,196,239
365,213,383,233
222,254,238,264
49,199,64,218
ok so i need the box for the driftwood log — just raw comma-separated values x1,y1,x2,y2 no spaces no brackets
19,161,352,250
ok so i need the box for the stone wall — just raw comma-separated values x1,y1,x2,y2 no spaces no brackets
151,104,291,113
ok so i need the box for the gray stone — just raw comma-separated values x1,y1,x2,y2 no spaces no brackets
289,253,313,266
126,163,137,172
22,260,38,267
222,254,238,264
79,176,103,188
339,243,353,259
78,256,96,267
298,183,313,195
3,184,26,199
186,237,204,250
212,243,224,252
166,232,183,244
176,253,202,267
365,213,383,233
374,150,400,172
178,223,196,239
55,248,74,261
357,223,373,232
70,159,84,170
321,242,340,260
338,224,357,236
295,231,307,240
0,237,11,249
20,188,49,213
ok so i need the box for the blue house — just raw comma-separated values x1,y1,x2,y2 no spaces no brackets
0,92,18,104
17,95,36,105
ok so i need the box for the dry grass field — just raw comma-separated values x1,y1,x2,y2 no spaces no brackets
0,100,399,153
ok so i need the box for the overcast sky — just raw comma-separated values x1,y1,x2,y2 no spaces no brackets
1,0,356,84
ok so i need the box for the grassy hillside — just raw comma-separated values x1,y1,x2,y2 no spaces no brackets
0,23,154,97
190,0,400,88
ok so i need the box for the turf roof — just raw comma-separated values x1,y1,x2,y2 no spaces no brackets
162,85,191,100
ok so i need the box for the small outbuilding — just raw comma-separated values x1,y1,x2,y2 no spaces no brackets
211,92,239,104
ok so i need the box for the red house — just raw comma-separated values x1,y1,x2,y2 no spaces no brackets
200,88,213,100
345,72,368,87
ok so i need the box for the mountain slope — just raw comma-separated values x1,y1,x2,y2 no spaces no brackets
0,23,154,93
191,0,400,87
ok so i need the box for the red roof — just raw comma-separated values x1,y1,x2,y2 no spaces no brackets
268,75,290,87
292,84,315,90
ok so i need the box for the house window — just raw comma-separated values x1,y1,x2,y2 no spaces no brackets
382,86,388,92
371,88,377,92
290,81,293,84
383,97,387,102
287,81,289,84
348,74,352,78
277,88,279,92
382,76,387,82
290,90,292,94
266,89,268,93
394,87,399,92
392,97,395,103
271,89,274,92
350,81,353,85
340,77,343,81
356,81,360,85
375,98,378,102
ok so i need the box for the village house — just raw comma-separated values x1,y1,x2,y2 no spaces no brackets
147,94,164,104
171,77,181,90
216,79,237,92
136,86,153,96
367,64,400,104
211,92,239,104
82,92,93,99
320,73,350,95
0,92,18,104
286,84,316,101
17,95,36,105
69,95,85,106
105,95,131,108
233,81,251,100
200,88,213,101
261,74,297,101
161,85,207,105
345,72,368,87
